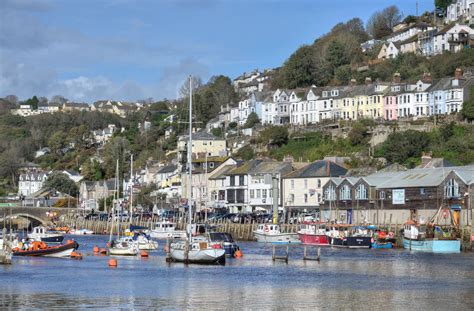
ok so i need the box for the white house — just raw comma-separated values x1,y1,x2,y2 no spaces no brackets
61,170,84,183
433,23,474,55
446,0,474,23
18,171,49,197
378,42,400,59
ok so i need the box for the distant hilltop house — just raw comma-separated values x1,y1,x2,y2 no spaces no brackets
233,69,274,95
446,0,474,24
92,124,118,146
92,100,142,117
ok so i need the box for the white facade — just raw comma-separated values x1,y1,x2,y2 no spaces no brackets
446,0,474,23
433,24,474,55
18,172,48,197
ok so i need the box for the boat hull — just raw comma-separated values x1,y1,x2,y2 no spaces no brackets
346,236,372,249
328,236,346,247
371,241,393,249
298,233,329,246
109,247,138,256
254,231,300,244
149,231,187,240
138,240,159,250
403,238,460,253
13,241,79,258
170,248,226,264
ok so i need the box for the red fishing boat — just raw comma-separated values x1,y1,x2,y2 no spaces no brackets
297,222,330,246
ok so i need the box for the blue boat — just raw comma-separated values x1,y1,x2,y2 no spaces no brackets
371,241,393,249
402,222,460,253
402,238,460,253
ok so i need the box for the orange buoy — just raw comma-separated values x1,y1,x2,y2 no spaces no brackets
100,248,107,255
106,242,111,248
108,258,117,267
93,246,99,253
70,251,83,259
140,250,149,258
235,250,243,258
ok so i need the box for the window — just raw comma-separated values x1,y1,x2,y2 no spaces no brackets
256,189,261,198
317,179,321,188
239,175,244,186
379,191,385,200
262,189,267,198
304,179,308,189
445,178,459,198
317,193,321,202
304,194,308,203
230,176,235,186
340,185,351,200
420,188,425,195
288,193,294,202
250,190,255,199
291,180,295,189
355,184,368,200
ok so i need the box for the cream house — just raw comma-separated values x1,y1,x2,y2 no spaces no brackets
282,160,347,213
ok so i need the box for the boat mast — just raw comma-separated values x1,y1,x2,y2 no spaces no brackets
187,75,193,239
129,153,133,226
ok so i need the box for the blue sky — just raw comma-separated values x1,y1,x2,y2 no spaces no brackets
0,0,433,102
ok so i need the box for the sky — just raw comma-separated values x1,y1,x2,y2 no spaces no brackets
0,0,433,103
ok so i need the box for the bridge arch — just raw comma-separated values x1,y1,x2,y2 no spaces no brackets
3,213,50,228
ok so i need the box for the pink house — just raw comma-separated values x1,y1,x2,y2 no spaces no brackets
383,94,398,120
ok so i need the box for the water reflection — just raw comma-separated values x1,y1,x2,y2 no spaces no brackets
0,235,473,309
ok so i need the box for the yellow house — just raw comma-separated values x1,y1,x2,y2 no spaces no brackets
178,131,227,164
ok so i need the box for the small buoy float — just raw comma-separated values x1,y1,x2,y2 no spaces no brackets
93,246,99,253
108,258,117,267
163,245,169,252
234,250,243,258
106,242,111,248
140,250,149,258
70,251,83,259
100,248,107,255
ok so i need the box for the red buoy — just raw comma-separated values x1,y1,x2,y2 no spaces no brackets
108,258,117,267
140,250,149,258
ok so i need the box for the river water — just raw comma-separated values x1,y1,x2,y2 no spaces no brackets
1,235,473,310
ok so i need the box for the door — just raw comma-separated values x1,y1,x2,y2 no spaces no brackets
347,209,353,224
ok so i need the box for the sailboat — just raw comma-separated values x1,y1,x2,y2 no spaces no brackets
169,76,226,264
108,159,139,256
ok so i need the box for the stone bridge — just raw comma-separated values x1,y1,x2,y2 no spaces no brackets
0,204,79,227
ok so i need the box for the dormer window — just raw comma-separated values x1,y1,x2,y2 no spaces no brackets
330,90,339,96
322,91,328,97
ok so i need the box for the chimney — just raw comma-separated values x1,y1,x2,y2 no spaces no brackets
422,72,432,83
283,155,294,163
365,77,372,85
350,78,357,86
421,151,432,168
454,68,463,80
393,72,401,84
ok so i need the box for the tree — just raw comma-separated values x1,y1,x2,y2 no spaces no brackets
228,122,237,130
50,95,68,104
179,76,203,99
403,15,418,24
235,145,255,161
261,126,289,147
376,130,430,166
334,65,352,85
461,86,474,121
348,122,369,146
44,172,79,197
5,95,18,104
48,130,68,155
25,96,39,110
435,0,453,11
274,45,315,89
82,159,104,181
367,5,401,39
211,127,222,137
244,112,260,128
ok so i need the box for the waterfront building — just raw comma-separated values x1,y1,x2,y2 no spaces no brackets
18,171,49,197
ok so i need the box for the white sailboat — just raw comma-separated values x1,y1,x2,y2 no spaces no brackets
169,76,225,264
108,159,139,256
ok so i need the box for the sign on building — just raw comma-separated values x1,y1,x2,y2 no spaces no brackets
392,189,405,205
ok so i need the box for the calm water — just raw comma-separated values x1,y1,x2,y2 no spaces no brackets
1,235,473,310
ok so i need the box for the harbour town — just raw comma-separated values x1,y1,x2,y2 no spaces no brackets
2,0,474,309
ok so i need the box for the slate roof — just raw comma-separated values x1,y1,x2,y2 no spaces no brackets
179,131,224,141
283,160,347,179
248,161,292,175
209,165,237,180
156,165,177,174
226,159,263,175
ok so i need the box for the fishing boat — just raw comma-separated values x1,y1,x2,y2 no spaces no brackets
254,224,300,244
12,240,79,258
168,76,225,265
402,205,461,253
149,221,187,240
208,232,239,257
297,222,329,246
368,226,394,249
345,226,372,249
402,221,460,253
326,224,348,247
28,226,64,243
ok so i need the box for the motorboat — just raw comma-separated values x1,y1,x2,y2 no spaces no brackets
68,228,94,235
149,221,186,239
12,240,79,258
170,236,225,264
368,226,395,249
108,238,139,256
253,224,300,244
345,226,372,249
208,232,239,257
28,226,64,243
297,223,329,246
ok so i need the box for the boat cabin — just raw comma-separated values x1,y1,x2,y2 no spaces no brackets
256,224,280,234
153,222,176,232
403,223,426,240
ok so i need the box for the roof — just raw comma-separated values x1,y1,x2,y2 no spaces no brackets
179,131,224,141
226,159,263,175
284,160,347,179
209,165,237,180
376,167,454,189
156,165,177,174
192,156,228,164
249,161,292,175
